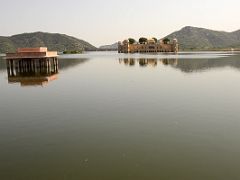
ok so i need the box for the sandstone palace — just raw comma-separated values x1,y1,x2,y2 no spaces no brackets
118,37,179,53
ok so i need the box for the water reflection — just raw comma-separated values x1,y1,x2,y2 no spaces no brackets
58,58,89,70
119,54,240,72
2,53,240,87
2,52,240,179
8,73,58,87
0,56,90,86
119,58,178,67
175,56,240,73
0,57,6,71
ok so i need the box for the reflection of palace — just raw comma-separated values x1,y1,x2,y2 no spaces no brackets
161,59,178,66
6,47,59,86
119,58,178,67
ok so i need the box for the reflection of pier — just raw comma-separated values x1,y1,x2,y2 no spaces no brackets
6,47,59,86
8,74,58,87
119,58,178,67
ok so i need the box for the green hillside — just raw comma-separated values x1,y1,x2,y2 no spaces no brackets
0,32,97,53
166,26,240,51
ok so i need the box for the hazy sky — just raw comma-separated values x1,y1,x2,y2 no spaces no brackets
0,0,239,46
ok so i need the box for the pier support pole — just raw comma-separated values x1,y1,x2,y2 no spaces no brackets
6,60,10,76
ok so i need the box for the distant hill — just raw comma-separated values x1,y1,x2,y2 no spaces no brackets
0,32,97,53
99,42,118,51
102,27,240,51
166,26,240,51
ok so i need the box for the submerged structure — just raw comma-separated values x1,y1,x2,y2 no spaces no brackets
6,47,59,86
118,38,179,53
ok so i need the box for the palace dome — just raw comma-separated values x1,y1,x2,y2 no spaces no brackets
147,38,156,44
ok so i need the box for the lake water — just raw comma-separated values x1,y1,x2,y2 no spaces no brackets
1,51,240,179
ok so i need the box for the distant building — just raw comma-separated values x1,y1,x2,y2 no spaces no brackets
118,38,179,53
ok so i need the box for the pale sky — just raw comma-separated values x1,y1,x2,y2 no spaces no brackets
0,0,239,46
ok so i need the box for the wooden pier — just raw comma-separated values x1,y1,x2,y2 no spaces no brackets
6,47,59,86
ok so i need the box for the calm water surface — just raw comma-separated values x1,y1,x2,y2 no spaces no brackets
1,52,240,179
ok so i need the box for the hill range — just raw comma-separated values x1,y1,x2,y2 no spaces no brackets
167,26,240,51
0,26,240,53
0,32,97,53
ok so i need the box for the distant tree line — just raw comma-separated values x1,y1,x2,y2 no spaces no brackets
63,50,82,54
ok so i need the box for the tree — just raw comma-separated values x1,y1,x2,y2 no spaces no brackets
163,38,170,44
152,37,158,43
128,38,136,45
139,37,148,44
